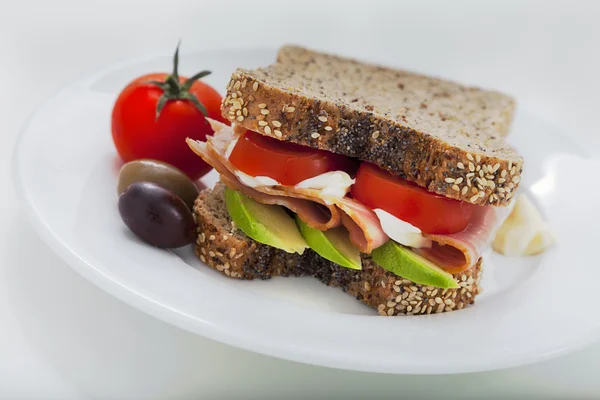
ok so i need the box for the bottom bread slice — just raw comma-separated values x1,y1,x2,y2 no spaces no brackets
193,182,483,316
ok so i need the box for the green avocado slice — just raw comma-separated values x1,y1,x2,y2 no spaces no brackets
224,187,307,254
371,241,459,289
296,217,361,270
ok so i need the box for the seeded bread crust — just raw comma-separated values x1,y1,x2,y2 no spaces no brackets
221,46,522,206
193,183,482,316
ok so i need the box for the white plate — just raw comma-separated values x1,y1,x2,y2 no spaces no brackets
12,47,600,374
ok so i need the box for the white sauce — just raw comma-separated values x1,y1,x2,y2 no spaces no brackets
373,209,432,249
234,171,280,188
295,171,355,198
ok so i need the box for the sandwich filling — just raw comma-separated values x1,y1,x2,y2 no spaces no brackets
187,119,511,274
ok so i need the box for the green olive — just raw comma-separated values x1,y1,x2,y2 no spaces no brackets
117,159,199,209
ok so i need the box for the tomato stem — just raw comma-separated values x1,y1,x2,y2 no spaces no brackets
147,42,212,121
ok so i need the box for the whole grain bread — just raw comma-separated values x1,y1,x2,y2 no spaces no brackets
193,183,482,316
221,46,522,206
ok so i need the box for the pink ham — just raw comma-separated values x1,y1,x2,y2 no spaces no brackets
416,205,512,273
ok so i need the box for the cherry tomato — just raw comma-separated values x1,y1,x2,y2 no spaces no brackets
351,163,475,234
229,130,358,185
111,45,226,180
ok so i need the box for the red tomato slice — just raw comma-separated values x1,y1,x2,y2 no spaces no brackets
229,130,357,186
351,163,476,234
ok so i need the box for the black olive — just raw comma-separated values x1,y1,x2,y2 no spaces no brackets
119,182,195,248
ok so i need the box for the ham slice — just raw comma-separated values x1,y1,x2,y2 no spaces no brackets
187,119,509,267
415,204,512,273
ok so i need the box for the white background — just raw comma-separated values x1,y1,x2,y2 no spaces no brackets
1,0,600,398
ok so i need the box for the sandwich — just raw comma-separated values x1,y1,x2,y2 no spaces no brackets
186,46,522,316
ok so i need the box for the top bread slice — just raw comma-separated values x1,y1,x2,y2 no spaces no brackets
221,46,523,206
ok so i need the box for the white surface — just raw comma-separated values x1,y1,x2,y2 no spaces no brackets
14,46,599,375
2,0,600,397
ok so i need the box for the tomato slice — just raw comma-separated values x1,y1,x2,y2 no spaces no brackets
229,130,358,185
351,163,476,234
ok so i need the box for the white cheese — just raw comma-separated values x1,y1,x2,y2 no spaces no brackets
224,136,239,158
492,194,556,256
295,171,355,198
373,209,432,249
234,171,280,188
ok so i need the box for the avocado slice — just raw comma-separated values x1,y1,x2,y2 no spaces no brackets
296,217,362,270
371,241,459,289
224,187,308,254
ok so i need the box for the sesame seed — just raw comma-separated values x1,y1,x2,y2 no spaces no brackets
393,285,401,293
510,166,517,175
377,304,385,311
470,194,479,203
311,132,320,139
258,103,266,109
285,106,295,113
431,289,439,296
324,126,333,131
512,175,521,183
407,306,413,312
372,131,380,139
236,115,244,122
508,182,515,189
476,165,481,172
228,110,235,115
469,162,475,172
222,235,229,241
467,153,474,161
256,115,265,121
274,130,282,137
318,116,328,122
243,108,248,117
264,126,272,135
378,310,387,316
272,120,282,127
387,308,394,316
231,92,238,99
436,304,445,313
445,177,455,183
260,109,269,115
486,174,494,180
509,161,513,170
457,162,465,169
492,163,500,172
488,181,496,189
427,306,433,314
452,184,460,191
252,82,258,91
241,79,247,88
476,154,481,162
200,255,206,263
233,81,241,90
224,262,230,270
200,233,205,243
435,297,443,304
201,248,207,255
229,248,236,258
395,295,402,302
364,282,371,291
209,251,215,257
258,121,268,126
454,177,463,184
498,178,506,184
501,170,507,178
248,95,255,101
472,187,478,194
461,186,468,195
209,235,215,241
479,191,485,198
387,301,396,308
395,280,403,285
